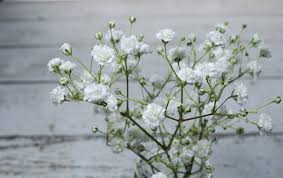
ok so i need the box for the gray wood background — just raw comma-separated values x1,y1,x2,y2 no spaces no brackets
0,0,283,177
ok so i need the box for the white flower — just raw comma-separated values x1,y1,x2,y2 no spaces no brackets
142,103,165,128
91,45,115,65
59,61,76,73
120,35,150,55
106,95,118,112
47,58,63,72
139,43,151,54
156,29,175,42
192,139,211,158
195,63,218,79
167,98,180,115
151,172,167,178
234,83,248,105
60,43,72,56
258,113,272,136
84,83,110,103
50,86,67,105
207,31,225,45
106,29,124,41
177,67,197,84
168,47,187,62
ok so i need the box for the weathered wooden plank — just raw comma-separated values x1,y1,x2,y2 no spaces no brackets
0,17,283,46
0,80,282,135
1,0,283,21
0,136,282,178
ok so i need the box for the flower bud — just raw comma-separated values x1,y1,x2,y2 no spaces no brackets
230,34,238,43
115,88,122,95
274,96,281,104
59,76,69,86
240,109,248,117
95,32,103,41
108,21,115,29
92,126,99,133
188,33,196,43
236,127,245,135
199,88,206,95
185,107,192,113
230,57,237,65
129,16,136,24
60,43,72,56
137,34,144,41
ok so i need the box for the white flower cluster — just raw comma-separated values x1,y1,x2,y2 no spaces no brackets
91,45,115,65
142,103,165,129
50,86,67,105
156,29,176,42
120,35,151,55
84,83,117,111
46,18,279,178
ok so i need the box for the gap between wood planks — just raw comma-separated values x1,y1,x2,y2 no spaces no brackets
0,132,283,150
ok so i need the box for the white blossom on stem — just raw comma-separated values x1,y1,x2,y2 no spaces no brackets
84,83,110,103
50,86,67,105
142,103,165,129
59,61,76,73
177,67,197,84
60,43,72,56
91,45,115,65
47,58,63,72
156,29,175,42
120,35,150,55
207,31,225,45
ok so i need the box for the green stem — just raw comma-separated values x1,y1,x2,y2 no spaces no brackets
71,55,96,79
163,43,182,82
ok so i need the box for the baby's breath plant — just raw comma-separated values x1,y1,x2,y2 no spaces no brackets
47,16,280,178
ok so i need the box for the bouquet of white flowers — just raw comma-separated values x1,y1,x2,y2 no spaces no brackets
47,16,280,178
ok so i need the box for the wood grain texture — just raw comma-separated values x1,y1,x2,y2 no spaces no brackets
0,0,283,177
0,136,282,178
